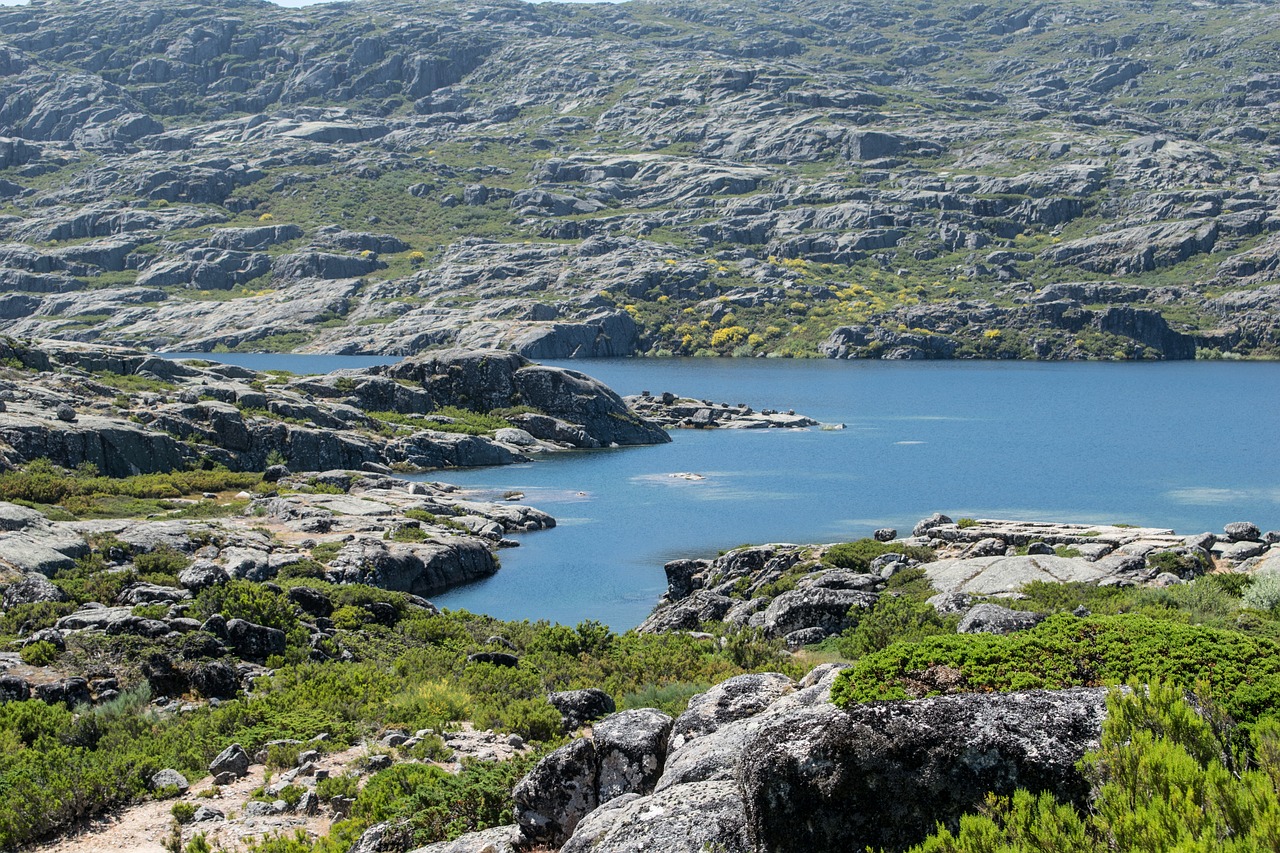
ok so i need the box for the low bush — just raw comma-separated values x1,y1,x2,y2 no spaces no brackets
831,614,1280,725
19,640,59,667
823,538,935,573
908,682,1280,852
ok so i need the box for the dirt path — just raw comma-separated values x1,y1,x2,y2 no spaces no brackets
34,744,370,853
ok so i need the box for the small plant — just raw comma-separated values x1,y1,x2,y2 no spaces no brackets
956,518,978,529
171,801,196,824
19,640,59,667
1242,573,1280,613
315,773,359,802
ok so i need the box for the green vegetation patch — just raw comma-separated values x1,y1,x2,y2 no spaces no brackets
831,614,1280,724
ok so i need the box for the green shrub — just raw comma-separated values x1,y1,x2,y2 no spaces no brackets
316,773,359,802
278,559,326,580
724,626,784,667
831,614,1280,724
1243,573,1280,613
385,680,472,731
1146,548,1209,577
835,594,953,658
135,546,192,577
493,698,562,743
194,581,297,633
310,542,342,563
956,518,978,529
908,683,1280,853
171,801,196,823
132,604,170,620
619,682,707,717
823,538,935,573
19,640,59,667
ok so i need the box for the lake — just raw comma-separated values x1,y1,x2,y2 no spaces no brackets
171,354,1280,630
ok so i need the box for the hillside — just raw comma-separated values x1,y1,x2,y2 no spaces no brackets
0,0,1276,359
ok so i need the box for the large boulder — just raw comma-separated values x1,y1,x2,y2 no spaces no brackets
956,603,1047,635
762,588,878,638
407,825,522,853
548,688,616,732
513,737,598,847
738,688,1109,853
208,743,250,778
560,781,748,853
223,618,286,661
668,672,795,751
385,351,668,447
594,709,673,802
325,537,497,596
2,571,70,608
513,708,674,847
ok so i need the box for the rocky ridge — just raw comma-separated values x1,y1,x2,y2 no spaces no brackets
0,0,1275,359
0,339,668,475
421,670,1110,853
641,513,1280,647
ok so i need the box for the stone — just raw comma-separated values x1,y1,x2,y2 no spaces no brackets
348,819,412,850
467,651,518,667
191,805,225,822
513,736,598,847
873,528,897,542
926,591,974,615
407,825,522,853
593,708,674,802
912,512,953,537
548,688,616,732
55,403,77,422
34,677,92,708
190,660,239,700
762,588,877,638
178,560,229,592
561,781,748,853
739,688,1109,853
151,768,190,792
2,571,70,608
1026,541,1055,555
957,603,1046,635
0,674,31,702
668,673,795,752
209,743,250,778
1224,540,1268,562
1225,521,1262,542
224,618,286,661
263,464,290,482
288,585,333,617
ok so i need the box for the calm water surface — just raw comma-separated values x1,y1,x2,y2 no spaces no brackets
168,354,1280,629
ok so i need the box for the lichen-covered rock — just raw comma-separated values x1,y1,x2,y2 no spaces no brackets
407,825,522,853
668,672,795,751
224,618,286,661
513,737,598,847
738,688,1109,853
2,571,70,607
208,743,250,778
560,781,748,853
548,687,616,732
956,603,1047,635
593,708,673,802
762,587,878,638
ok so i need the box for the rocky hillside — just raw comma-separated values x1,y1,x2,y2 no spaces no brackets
0,0,1276,359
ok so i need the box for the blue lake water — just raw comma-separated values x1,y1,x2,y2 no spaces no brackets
166,353,1280,630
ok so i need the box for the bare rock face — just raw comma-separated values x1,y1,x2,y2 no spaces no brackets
737,688,1109,853
559,781,749,853
548,688,616,732
513,708,674,847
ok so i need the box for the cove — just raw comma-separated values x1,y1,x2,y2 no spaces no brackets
429,358,1280,629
